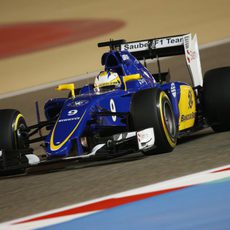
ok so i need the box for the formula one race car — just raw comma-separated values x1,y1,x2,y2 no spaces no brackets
1,33,230,174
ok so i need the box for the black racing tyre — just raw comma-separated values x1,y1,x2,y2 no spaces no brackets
130,88,177,155
0,109,28,150
203,67,230,132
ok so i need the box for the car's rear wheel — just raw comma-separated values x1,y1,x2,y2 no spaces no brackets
130,88,177,155
203,67,230,132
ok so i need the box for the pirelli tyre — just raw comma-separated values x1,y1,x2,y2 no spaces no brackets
131,88,177,155
0,109,28,150
203,67,230,132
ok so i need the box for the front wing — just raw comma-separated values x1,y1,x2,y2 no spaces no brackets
0,128,155,175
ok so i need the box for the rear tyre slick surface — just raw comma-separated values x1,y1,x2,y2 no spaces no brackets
203,67,230,132
131,88,177,155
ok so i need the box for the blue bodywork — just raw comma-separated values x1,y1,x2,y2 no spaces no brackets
44,50,187,158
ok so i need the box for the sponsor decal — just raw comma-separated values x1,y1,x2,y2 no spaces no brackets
122,54,129,61
121,41,148,52
121,36,184,52
186,50,197,64
167,37,183,45
183,35,190,49
67,100,89,107
74,100,89,106
138,78,146,85
181,112,195,122
171,83,176,98
188,90,193,109
150,37,184,49
58,117,80,122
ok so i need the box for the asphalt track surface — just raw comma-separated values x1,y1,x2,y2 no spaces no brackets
0,42,230,222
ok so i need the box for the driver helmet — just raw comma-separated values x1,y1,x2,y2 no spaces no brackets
94,71,121,92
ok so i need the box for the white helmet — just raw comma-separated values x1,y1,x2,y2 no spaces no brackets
94,71,121,92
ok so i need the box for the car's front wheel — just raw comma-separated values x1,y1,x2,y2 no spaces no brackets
0,109,28,150
130,88,177,155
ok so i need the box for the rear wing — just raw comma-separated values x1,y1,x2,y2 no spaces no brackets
120,34,203,87
120,34,186,59
98,34,203,87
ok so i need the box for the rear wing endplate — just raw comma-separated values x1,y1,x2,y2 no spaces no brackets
119,34,203,87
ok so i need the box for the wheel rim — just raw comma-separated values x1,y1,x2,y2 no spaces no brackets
15,121,28,149
162,100,176,138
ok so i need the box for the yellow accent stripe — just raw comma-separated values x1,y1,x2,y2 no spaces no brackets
159,92,176,148
14,113,23,147
50,111,86,151
14,114,23,131
123,74,142,91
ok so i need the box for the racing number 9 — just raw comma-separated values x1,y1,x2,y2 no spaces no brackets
68,110,78,116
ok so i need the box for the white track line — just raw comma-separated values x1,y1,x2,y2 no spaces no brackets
0,37,229,100
0,164,230,230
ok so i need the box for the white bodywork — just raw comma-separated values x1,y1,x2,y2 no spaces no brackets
57,128,155,161
25,154,40,165
137,128,155,151
183,34,203,86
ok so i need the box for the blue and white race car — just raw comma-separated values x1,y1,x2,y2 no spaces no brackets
1,33,230,174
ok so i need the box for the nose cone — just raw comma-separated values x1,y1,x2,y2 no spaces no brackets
47,104,87,157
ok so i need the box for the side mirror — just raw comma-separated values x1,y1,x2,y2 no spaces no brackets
123,74,141,91
56,83,75,98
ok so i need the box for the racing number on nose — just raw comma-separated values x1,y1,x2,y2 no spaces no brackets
68,110,78,116
188,90,193,109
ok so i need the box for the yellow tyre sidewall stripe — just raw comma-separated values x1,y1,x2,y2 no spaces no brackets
13,113,24,148
159,92,176,148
